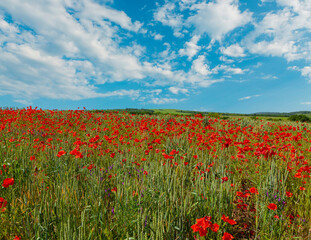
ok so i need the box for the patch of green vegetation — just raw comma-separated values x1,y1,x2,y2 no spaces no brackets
288,114,311,122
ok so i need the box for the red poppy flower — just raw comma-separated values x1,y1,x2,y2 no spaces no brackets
57,150,66,157
222,232,234,240
0,197,7,208
286,191,293,197
2,178,14,188
249,187,259,195
221,177,228,183
221,215,229,222
227,219,237,225
191,223,208,237
211,223,219,232
267,203,277,211
14,236,21,240
221,215,237,225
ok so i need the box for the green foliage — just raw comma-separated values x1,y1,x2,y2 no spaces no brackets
288,114,310,122
208,112,220,118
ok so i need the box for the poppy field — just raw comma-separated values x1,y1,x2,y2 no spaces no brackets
0,107,310,239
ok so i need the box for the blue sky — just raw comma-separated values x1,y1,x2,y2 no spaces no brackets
0,0,311,113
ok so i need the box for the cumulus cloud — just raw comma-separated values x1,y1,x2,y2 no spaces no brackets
77,0,143,32
150,32,164,40
301,66,311,80
220,44,246,57
0,0,219,104
191,55,211,75
213,64,246,75
244,0,311,61
288,65,311,83
188,0,252,41
153,2,183,37
179,35,200,60
0,0,249,106
168,87,189,94
0,0,149,103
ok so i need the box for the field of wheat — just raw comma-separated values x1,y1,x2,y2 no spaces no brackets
0,107,310,239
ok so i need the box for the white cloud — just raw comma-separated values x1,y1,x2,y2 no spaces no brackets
149,97,182,104
301,66,311,78
77,0,143,32
188,0,252,41
191,55,211,75
219,56,234,63
213,64,246,75
244,1,311,61
220,43,246,57
288,65,311,83
153,2,183,37
0,41,101,102
153,33,164,40
0,0,147,85
239,94,261,101
179,35,200,60
262,74,278,80
186,74,223,88
101,90,141,99
0,0,227,105
0,0,183,103
301,102,311,105
168,87,189,94
179,0,198,10
300,66,311,83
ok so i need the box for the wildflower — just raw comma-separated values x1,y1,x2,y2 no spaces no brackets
2,178,14,188
286,192,293,197
0,197,7,208
249,187,259,195
211,223,219,232
222,232,234,240
221,215,230,222
267,203,277,211
57,150,66,157
221,215,237,225
227,219,237,225
191,216,213,237
221,177,228,183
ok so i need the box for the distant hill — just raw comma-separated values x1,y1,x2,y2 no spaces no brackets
252,111,311,117
69,108,311,118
